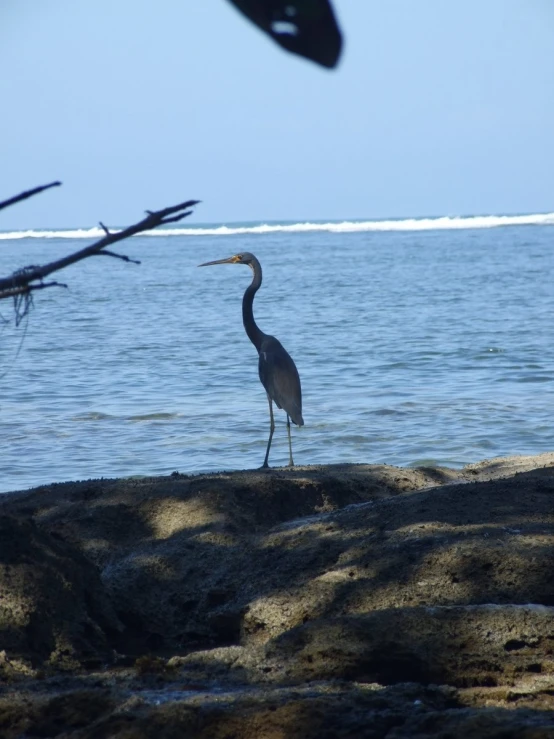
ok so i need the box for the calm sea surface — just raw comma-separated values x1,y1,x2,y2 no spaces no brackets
0,216,553,493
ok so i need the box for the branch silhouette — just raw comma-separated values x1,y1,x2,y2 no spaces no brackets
0,195,200,303
0,181,61,213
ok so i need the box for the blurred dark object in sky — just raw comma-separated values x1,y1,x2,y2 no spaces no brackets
227,0,342,68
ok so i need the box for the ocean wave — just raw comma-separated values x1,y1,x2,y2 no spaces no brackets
0,227,110,240
1,212,553,240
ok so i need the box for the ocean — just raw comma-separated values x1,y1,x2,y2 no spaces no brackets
0,212,553,494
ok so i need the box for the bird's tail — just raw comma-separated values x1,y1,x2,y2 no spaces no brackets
292,412,304,427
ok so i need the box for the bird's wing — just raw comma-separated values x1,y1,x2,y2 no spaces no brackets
259,339,304,426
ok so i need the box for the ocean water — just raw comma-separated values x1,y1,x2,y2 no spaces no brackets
0,213,553,494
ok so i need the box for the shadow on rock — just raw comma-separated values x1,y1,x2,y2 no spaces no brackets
1,455,554,736
0,515,120,674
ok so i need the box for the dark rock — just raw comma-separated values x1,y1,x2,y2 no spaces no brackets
1,454,554,736
0,514,120,672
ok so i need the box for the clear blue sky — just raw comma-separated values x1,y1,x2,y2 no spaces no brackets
1,0,553,229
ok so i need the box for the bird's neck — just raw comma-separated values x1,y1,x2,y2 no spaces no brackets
242,260,265,352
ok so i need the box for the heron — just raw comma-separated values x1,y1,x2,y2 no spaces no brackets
199,252,304,468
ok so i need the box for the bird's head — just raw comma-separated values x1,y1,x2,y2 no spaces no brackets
198,252,257,270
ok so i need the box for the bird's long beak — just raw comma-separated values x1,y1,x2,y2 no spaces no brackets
198,256,236,267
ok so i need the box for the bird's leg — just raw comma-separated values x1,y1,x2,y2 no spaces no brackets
262,395,275,468
286,414,294,467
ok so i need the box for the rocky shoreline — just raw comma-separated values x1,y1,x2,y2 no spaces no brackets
1,453,554,737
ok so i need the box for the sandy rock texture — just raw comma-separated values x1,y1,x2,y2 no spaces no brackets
0,514,120,676
1,452,554,737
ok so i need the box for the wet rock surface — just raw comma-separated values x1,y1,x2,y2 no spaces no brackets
1,453,554,737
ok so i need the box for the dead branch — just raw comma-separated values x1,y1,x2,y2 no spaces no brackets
98,250,141,264
0,181,61,213
0,198,199,302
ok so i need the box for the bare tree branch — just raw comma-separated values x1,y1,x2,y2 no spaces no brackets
12,280,68,296
98,250,141,264
0,181,61,213
0,198,200,302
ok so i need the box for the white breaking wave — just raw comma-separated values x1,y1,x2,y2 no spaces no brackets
1,212,553,240
0,227,110,240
